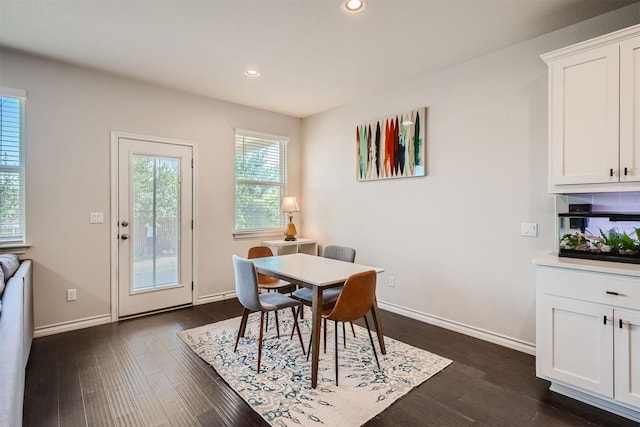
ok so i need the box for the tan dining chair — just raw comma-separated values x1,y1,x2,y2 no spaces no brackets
292,245,356,351
248,246,295,334
248,246,294,293
320,269,380,385
232,255,305,373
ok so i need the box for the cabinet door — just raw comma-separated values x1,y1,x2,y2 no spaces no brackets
537,295,614,397
614,309,640,406
620,35,640,182
550,45,620,185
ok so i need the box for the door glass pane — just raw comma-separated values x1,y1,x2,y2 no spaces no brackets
132,155,180,291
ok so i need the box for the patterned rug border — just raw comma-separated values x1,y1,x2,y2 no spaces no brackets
178,311,452,427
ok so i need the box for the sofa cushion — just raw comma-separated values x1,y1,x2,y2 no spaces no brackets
0,255,19,281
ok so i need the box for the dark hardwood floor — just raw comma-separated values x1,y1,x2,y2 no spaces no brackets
23,299,638,426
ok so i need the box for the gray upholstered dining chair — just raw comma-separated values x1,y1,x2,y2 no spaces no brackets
292,245,356,351
232,255,305,373
320,269,380,385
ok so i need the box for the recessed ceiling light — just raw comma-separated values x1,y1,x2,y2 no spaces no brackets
244,68,261,77
341,0,367,14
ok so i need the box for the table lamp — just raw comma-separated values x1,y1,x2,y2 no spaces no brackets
282,196,300,241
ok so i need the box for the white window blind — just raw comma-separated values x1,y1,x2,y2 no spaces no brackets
0,87,26,245
235,129,288,235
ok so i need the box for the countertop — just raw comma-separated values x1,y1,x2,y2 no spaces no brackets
534,253,640,277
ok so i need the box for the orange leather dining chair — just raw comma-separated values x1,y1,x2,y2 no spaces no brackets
319,269,381,385
293,245,356,351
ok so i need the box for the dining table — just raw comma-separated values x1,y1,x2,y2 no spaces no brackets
250,252,386,388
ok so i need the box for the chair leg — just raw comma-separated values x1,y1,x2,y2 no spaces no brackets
324,318,327,353
234,308,250,353
335,320,339,386
261,289,269,333
290,306,305,354
306,316,318,361
350,322,356,338
290,306,301,340
363,315,380,369
274,310,280,338
342,322,346,348
257,311,265,373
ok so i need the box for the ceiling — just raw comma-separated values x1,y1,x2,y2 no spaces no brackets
0,0,636,118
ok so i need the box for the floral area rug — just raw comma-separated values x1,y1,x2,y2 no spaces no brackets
177,309,452,427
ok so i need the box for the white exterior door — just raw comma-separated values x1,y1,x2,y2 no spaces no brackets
116,136,193,317
615,309,640,407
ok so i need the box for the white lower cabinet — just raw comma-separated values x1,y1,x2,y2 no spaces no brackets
538,295,613,397
615,309,640,407
536,263,640,422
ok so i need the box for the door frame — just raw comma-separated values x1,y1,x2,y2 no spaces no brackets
110,131,198,321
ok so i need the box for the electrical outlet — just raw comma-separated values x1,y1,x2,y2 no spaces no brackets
66,288,77,301
389,276,396,287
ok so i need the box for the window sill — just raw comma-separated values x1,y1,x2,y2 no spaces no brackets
233,230,284,240
0,243,31,255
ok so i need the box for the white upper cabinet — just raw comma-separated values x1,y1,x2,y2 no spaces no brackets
542,25,640,193
620,35,640,183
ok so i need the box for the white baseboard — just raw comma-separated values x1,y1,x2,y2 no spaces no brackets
550,383,640,423
377,300,536,355
33,293,238,338
196,291,237,305
34,314,112,338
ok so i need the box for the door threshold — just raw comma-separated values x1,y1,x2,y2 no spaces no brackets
118,303,192,321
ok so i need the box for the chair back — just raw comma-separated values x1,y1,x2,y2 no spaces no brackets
323,245,356,263
325,270,376,323
232,255,262,311
247,246,279,285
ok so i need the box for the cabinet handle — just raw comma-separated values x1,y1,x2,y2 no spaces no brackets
604,315,608,325
606,291,619,296
620,319,624,329
610,168,614,177
625,167,628,176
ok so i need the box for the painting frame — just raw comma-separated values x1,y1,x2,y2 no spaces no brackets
356,107,427,181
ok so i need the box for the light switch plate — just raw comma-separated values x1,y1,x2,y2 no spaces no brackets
521,222,538,237
90,212,104,224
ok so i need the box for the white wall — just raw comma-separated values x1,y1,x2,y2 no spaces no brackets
0,49,302,330
301,5,640,350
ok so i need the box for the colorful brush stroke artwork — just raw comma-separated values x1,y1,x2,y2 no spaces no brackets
356,108,426,181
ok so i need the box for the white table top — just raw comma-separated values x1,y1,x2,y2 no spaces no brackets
251,253,384,287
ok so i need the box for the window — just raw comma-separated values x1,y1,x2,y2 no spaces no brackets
235,129,288,236
0,87,26,246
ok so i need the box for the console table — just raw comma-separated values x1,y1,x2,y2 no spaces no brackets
261,238,317,256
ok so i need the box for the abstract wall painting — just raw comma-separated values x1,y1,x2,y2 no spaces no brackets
356,107,426,181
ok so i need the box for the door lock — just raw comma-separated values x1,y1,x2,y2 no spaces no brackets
121,220,129,227
121,234,129,240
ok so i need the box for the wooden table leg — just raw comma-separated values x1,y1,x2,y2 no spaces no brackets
370,297,386,354
311,286,323,388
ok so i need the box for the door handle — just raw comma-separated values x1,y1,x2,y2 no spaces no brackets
121,234,129,240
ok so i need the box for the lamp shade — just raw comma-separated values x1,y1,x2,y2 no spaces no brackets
281,196,300,213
